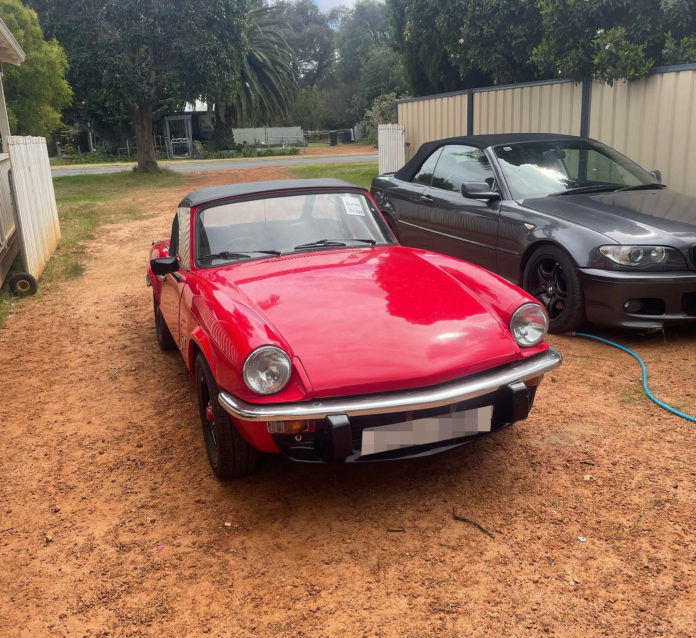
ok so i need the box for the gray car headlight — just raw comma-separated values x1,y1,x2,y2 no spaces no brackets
598,245,686,269
243,346,292,395
510,303,548,347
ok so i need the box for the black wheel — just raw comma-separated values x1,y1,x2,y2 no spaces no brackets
153,295,176,351
9,272,37,296
195,353,260,478
523,245,585,333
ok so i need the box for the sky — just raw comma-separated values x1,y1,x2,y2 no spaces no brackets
313,0,358,12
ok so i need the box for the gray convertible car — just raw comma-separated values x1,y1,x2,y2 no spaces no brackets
370,134,696,332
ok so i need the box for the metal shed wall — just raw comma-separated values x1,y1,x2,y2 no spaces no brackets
398,93,468,161
589,68,696,196
473,81,583,136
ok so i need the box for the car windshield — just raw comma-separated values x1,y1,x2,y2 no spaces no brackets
492,139,657,199
195,190,393,266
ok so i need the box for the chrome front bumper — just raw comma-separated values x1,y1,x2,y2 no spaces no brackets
218,347,562,422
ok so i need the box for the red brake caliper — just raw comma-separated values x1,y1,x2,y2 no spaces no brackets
205,404,215,423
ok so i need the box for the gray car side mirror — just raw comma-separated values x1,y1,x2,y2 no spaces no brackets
461,182,500,200
649,170,662,183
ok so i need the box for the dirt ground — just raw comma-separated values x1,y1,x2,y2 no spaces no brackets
1,167,695,637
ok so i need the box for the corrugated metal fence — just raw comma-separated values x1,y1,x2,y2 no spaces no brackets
377,124,405,174
395,64,696,197
7,136,60,279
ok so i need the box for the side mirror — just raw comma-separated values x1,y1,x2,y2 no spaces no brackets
150,257,179,276
461,182,500,200
649,170,662,183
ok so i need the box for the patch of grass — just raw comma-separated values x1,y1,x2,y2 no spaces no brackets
287,162,379,190
0,169,183,327
620,385,645,405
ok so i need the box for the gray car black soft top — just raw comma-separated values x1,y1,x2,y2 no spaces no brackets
179,178,361,207
393,133,583,182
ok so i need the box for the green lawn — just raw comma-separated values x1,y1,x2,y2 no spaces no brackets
0,169,182,327
287,162,378,190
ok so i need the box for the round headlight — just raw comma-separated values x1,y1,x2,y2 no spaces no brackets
510,303,548,347
243,346,292,395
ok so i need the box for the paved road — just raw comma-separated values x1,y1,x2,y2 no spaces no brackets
52,153,378,177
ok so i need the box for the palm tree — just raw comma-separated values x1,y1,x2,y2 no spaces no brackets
210,5,298,147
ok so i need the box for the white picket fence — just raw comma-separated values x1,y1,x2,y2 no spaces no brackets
7,136,60,279
377,124,405,174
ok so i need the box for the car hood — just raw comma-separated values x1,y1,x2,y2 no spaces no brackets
522,189,696,245
208,246,523,398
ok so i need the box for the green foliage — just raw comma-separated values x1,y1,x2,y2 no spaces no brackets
0,0,71,137
200,146,299,159
386,0,467,95
531,0,661,82
287,86,324,130
662,32,696,65
364,92,398,142
232,5,298,127
444,0,542,85
592,27,654,84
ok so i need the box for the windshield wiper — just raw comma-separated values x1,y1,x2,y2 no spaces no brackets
551,184,622,196
293,238,376,250
199,249,281,262
614,183,666,192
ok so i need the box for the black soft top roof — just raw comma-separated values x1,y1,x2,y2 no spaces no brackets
393,133,583,182
180,178,361,207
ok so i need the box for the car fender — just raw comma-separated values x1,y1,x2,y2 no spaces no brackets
184,282,312,403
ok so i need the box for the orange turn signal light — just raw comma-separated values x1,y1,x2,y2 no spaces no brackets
267,420,309,434
524,375,544,387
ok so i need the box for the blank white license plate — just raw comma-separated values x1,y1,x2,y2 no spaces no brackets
360,405,493,456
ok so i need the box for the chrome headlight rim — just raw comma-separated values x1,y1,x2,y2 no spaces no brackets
510,303,549,347
243,345,292,395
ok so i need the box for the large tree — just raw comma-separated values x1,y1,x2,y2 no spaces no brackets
276,0,335,88
0,0,71,137
30,0,247,171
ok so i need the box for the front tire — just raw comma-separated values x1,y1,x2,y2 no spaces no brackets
153,295,176,350
523,245,585,333
195,354,260,479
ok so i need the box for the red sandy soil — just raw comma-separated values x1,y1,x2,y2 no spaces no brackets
1,167,695,637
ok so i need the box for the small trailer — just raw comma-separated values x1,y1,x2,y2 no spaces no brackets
0,19,60,295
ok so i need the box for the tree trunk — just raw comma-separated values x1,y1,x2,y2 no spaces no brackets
209,102,236,150
132,102,158,171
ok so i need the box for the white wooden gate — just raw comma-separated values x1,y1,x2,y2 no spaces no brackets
378,124,405,174
7,136,60,279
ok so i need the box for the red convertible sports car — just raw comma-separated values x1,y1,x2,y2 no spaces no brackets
147,179,562,478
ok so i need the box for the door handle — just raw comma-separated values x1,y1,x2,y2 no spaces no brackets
419,194,434,203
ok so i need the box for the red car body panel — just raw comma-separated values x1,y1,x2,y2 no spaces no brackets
209,245,538,398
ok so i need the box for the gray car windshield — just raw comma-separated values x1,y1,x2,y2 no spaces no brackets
196,191,392,266
493,139,657,199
